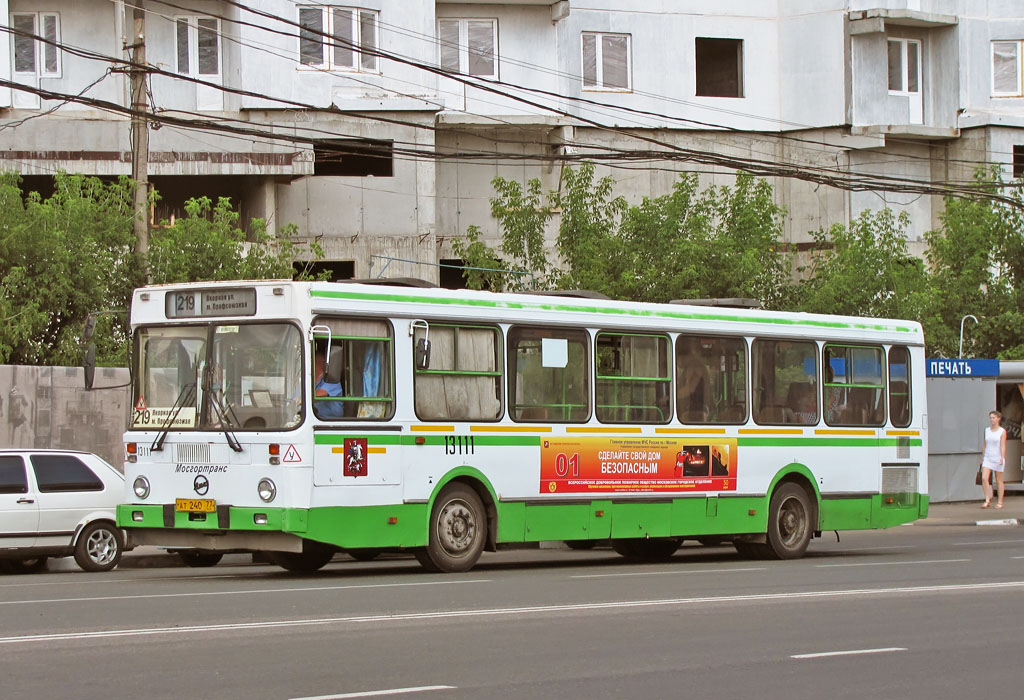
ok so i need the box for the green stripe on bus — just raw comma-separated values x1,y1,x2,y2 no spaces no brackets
309,289,918,334
314,434,541,447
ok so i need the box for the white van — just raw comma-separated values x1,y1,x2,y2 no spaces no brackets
0,449,128,573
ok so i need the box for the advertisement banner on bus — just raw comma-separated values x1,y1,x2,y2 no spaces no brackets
540,436,737,494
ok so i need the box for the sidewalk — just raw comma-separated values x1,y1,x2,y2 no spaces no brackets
916,491,1024,527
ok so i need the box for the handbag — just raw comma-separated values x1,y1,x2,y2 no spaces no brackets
976,465,991,486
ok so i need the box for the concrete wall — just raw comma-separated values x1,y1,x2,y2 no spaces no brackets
0,365,129,471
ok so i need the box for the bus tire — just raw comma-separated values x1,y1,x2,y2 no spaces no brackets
611,538,680,561
764,482,814,560
416,483,486,573
178,551,224,567
74,521,123,572
268,540,335,573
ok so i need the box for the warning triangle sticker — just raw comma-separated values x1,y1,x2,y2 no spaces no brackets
135,395,147,411
283,445,302,463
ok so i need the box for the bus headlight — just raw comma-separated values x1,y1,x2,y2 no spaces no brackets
257,478,277,503
133,476,150,499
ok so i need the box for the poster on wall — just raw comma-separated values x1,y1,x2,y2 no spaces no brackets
540,436,737,494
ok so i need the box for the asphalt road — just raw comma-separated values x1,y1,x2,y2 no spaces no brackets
2,524,1023,700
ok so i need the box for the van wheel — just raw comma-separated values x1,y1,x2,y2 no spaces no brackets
74,521,124,572
415,483,486,573
178,551,224,567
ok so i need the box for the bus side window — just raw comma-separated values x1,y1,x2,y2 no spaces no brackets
509,326,590,423
312,317,395,421
753,338,816,426
888,346,911,428
413,323,502,421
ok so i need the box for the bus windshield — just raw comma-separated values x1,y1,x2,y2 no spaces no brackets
132,322,303,431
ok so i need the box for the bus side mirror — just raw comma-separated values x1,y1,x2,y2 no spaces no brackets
415,338,431,370
83,344,96,390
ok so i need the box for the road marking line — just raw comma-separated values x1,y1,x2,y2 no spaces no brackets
792,647,907,659
0,572,251,590
0,579,490,607
290,687,455,699
571,567,766,579
815,558,969,568
834,545,915,552
3,580,1024,646
953,539,1024,546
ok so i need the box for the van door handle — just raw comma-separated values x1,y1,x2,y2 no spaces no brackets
17,498,35,504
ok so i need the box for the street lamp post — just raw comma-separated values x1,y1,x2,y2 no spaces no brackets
959,314,978,358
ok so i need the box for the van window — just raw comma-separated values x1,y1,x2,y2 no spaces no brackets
0,456,28,494
30,455,104,493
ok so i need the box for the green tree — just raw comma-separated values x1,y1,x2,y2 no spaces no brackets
147,196,303,284
0,172,137,366
788,208,929,321
453,166,788,307
924,170,1024,358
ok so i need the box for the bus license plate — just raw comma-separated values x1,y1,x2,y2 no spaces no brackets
175,498,215,513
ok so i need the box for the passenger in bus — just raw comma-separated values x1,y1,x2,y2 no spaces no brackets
678,350,710,421
314,347,344,418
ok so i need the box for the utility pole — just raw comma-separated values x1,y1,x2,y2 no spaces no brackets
127,1,150,281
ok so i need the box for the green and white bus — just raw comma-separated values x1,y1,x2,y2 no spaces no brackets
118,280,927,572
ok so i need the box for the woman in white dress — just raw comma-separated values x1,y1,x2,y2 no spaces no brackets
980,410,1007,509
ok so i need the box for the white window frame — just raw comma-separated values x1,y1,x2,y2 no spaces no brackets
581,31,631,92
297,5,379,73
992,40,1023,97
437,18,498,79
10,11,61,78
887,38,921,95
174,15,222,81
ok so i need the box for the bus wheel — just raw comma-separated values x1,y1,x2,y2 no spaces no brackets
268,541,335,573
177,551,224,567
611,538,680,561
416,484,486,573
764,482,813,560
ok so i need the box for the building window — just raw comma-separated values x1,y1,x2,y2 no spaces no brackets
695,37,743,98
175,16,220,79
1014,145,1024,179
314,139,393,177
299,6,378,72
887,38,921,94
11,12,61,77
438,18,497,78
992,41,1023,96
581,32,630,91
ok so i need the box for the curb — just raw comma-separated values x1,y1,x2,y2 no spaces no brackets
976,518,1024,527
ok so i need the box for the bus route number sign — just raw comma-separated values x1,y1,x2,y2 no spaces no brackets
165,288,257,319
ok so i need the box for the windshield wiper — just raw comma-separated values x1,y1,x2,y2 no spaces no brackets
201,365,243,453
151,382,196,452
